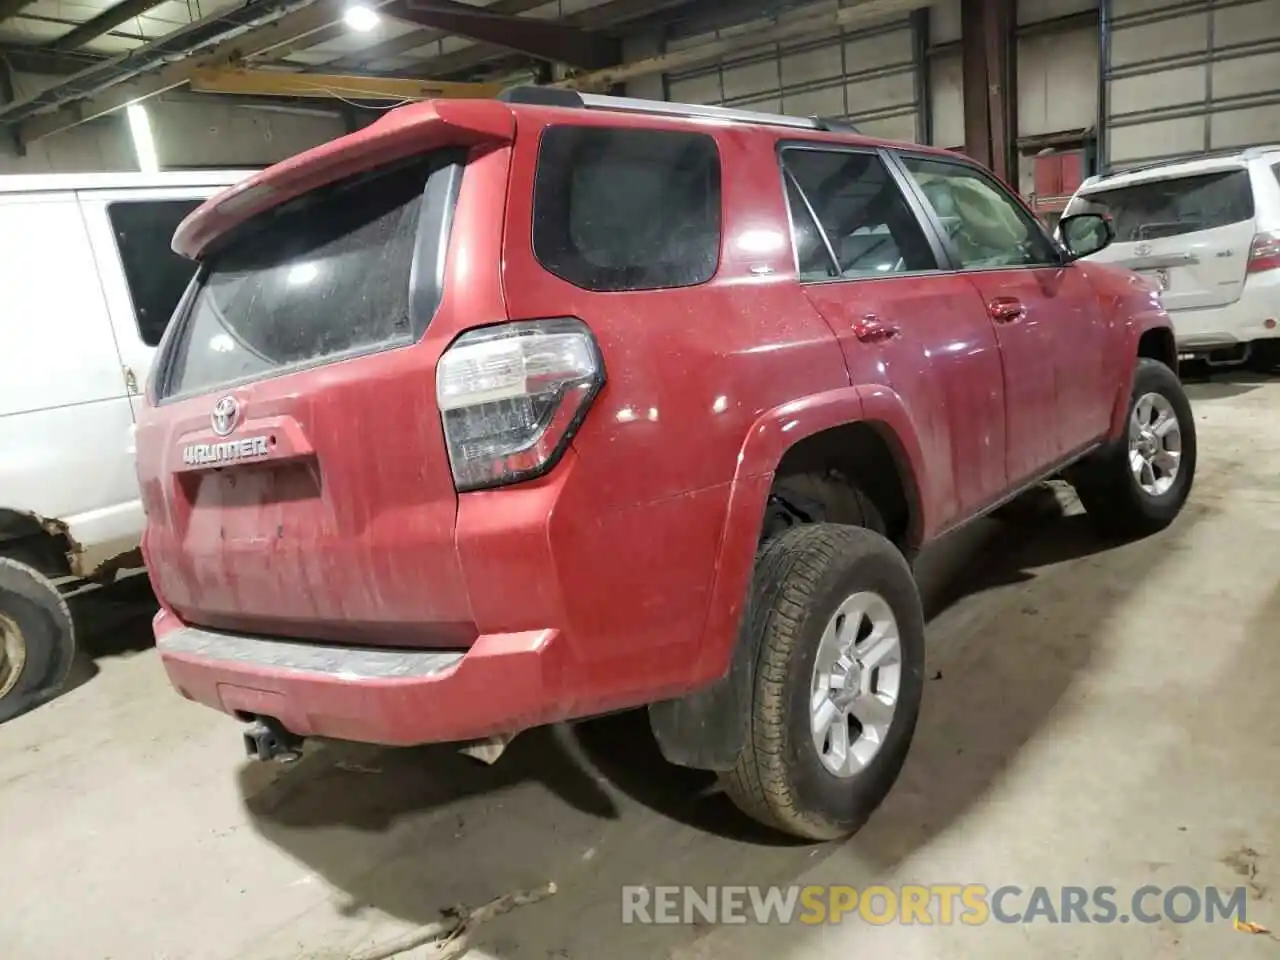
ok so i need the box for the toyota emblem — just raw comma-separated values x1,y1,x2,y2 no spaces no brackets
210,396,240,437
1134,242,1152,257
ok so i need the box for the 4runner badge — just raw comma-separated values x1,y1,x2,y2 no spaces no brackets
182,437,270,467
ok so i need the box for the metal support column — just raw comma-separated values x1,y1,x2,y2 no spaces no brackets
912,6,932,144
961,0,1016,181
0,56,23,157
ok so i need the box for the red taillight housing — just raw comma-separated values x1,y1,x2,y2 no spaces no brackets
1247,230,1280,274
436,318,605,492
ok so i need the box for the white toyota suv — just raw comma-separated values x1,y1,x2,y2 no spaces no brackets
1063,146,1280,369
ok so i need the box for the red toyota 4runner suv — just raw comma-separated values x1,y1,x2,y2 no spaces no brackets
137,89,1195,840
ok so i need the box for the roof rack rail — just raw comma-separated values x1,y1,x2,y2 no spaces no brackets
497,86,860,134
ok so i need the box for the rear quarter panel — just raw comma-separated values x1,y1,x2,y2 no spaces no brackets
0,191,141,567
497,112,852,684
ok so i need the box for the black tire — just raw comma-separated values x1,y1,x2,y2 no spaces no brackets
719,523,925,840
1071,358,1197,539
0,557,76,724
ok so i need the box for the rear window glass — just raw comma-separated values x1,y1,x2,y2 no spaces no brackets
163,154,460,400
532,125,721,291
1066,169,1254,242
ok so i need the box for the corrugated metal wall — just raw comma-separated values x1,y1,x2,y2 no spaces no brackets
928,0,1099,150
0,88,345,175
664,0,925,142
1102,0,1280,168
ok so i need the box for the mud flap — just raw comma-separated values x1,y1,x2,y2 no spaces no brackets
647,494,815,771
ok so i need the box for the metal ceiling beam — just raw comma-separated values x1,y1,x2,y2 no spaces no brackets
386,0,621,69
0,0,32,27
14,0,399,144
315,0,547,71
391,0,689,80
47,0,169,51
188,65,503,98
553,0,918,89
0,43,106,75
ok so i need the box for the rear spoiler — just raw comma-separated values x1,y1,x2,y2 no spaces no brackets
172,98,516,260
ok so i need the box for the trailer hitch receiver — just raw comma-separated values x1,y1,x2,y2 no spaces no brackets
243,716,305,763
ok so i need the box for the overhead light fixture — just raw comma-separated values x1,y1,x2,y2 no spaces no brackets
344,4,379,31
126,103,159,173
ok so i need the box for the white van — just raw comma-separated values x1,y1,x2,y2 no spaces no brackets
1063,147,1280,367
0,169,253,722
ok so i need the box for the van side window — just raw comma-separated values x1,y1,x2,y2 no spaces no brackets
107,199,202,346
533,126,722,292
781,148,937,279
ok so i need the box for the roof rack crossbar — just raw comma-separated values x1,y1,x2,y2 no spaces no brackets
497,86,860,134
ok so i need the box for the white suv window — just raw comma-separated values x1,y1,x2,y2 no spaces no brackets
1066,169,1254,242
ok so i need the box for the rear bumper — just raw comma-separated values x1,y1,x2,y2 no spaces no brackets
152,466,740,746
1169,276,1280,352
156,612,570,746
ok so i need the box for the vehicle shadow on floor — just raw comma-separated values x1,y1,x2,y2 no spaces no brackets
58,574,158,697
1180,364,1271,400
233,497,1203,960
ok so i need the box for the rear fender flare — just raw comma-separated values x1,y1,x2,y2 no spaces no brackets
648,384,931,771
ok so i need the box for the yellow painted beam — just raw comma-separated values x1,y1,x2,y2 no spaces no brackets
188,67,504,102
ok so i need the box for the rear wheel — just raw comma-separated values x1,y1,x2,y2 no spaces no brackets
719,523,925,840
0,558,75,724
1071,358,1196,538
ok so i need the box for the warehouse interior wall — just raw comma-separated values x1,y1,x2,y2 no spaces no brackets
4,0,1278,190
0,77,347,174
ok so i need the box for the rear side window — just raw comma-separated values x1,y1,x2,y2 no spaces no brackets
163,153,462,400
108,199,202,346
783,148,937,278
1067,169,1254,242
533,125,721,291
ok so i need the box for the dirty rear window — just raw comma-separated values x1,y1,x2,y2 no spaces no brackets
532,125,722,291
162,152,463,400
1065,169,1254,242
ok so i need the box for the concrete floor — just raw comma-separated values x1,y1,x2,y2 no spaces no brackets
2,374,1278,960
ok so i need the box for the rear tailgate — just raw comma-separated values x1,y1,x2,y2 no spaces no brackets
1067,165,1256,311
137,101,514,647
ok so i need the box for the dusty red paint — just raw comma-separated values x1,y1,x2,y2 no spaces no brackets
138,97,1174,748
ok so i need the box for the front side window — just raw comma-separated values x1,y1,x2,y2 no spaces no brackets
1065,169,1255,242
782,148,936,279
532,125,722,292
899,156,1060,269
107,199,203,346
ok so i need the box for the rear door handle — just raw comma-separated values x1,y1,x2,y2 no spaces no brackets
853,315,901,343
988,297,1025,323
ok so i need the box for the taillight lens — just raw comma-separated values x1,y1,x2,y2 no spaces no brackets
1248,230,1280,274
436,317,604,491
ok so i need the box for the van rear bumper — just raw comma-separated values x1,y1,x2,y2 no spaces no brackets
155,611,569,746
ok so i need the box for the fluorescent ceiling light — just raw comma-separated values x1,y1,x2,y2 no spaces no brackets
126,103,159,173
344,5,379,31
